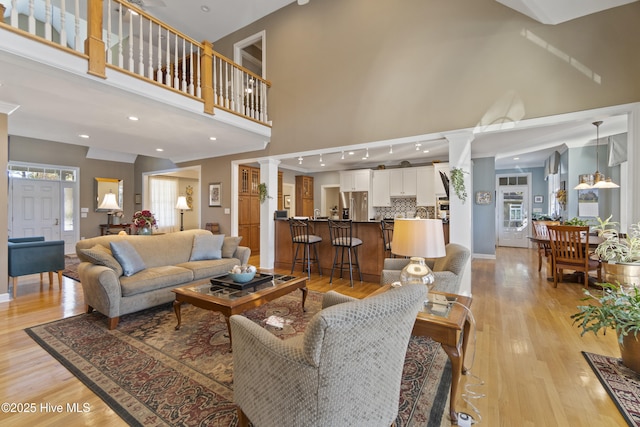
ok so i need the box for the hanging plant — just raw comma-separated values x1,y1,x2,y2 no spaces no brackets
450,167,468,203
257,183,271,204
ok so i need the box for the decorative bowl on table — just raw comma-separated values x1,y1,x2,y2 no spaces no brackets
228,271,256,283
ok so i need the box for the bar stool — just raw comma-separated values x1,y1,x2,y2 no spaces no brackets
289,218,322,279
328,219,363,287
380,219,394,258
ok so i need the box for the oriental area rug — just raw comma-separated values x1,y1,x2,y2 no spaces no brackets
62,255,81,282
26,291,451,427
582,351,640,426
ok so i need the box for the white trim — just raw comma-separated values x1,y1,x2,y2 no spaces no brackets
233,30,267,79
473,253,496,260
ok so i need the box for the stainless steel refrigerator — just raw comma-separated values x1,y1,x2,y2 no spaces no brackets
339,191,369,222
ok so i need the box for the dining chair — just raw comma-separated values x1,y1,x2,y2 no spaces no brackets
532,220,559,272
547,225,601,288
288,218,322,279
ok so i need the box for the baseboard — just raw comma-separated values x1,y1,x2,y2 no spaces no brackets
473,253,496,260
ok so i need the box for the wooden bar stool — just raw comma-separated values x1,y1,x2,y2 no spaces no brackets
380,219,395,258
328,219,363,287
288,218,322,279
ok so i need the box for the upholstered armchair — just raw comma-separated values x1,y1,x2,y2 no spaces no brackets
380,243,470,294
230,284,427,427
8,237,65,298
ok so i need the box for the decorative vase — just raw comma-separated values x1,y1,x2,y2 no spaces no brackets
603,262,640,289
400,257,435,300
619,332,640,373
138,226,152,235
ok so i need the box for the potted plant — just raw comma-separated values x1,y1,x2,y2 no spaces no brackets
571,283,640,372
592,216,640,286
449,167,468,203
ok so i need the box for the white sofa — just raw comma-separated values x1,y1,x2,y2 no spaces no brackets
76,229,250,329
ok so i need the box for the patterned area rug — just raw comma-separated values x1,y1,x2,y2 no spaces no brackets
62,255,80,281
26,291,451,426
582,351,640,426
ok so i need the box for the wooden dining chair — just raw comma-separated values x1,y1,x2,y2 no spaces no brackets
547,225,601,288
532,220,559,272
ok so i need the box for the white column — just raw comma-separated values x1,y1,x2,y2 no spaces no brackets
0,108,11,300
259,158,280,270
627,105,640,225
445,130,474,296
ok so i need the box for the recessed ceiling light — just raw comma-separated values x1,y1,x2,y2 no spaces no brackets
348,151,354,155
156,148,164,152
128,116,139,121
423,149,430,153
209,137,217,141
78,134,90,139
513,157,520,160
201,5,210,12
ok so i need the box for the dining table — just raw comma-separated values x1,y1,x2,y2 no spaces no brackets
528,234,604,282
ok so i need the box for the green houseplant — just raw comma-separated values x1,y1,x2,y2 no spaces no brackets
592,216,640,286
449,167,468,203
571,283,640,372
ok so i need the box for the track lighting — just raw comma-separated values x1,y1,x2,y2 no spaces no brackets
298,156,303,165
389,145,393,154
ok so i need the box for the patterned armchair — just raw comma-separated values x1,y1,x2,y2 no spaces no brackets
230,283,427,427
8,237,65,298
380,243,470,294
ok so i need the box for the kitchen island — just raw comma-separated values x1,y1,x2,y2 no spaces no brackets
274,219,386,283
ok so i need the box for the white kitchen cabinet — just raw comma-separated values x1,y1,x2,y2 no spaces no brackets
340,169,371,192
416,166,435,206
433,162,450,197
389,168,417,197
372,170,391,206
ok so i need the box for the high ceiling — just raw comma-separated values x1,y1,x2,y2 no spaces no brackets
0,0,635,170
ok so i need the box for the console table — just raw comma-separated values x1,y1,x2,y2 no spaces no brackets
100,224,133,235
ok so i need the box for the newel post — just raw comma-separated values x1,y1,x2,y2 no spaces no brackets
85,0,106,78
201,41,214,115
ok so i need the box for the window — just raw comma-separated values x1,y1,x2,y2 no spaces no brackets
149,177,178,232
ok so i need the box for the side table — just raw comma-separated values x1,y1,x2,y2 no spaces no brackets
100,224,133,235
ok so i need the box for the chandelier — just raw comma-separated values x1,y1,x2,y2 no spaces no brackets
574,121,619,190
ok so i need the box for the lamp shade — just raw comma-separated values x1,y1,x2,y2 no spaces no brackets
98,192,121,210
392,218,446,258
175,196,190,210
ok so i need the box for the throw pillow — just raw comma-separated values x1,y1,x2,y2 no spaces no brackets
79,244,124,277
222,236,243,258
190,233,225,261
110,241,146,277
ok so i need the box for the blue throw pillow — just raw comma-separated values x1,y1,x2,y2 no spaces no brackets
190,233,225,261
110,241,146,276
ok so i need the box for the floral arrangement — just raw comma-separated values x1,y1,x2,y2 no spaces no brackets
132,210,158,229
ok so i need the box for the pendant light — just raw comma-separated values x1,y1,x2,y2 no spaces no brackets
574,121,619,189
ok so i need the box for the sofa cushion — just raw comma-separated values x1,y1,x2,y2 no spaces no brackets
222,236,243,258
78,244,124,277
190,233,225,261
110,241,146,277
119,266,194,297
177,258,241,280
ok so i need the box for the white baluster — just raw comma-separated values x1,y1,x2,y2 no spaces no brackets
11,0,18,27
60,0,67,48
128,12,134,72
28,0,35,35
118,6,123,67
156,26,163,84
226,62,230,109
45,0,52,41
262,82,267,123
173,34,179,88
74,0,80,51
180,39,185,92
147,19,153,79
165,27,171,87
196,46,201,98
188,43,194,95
138,14,143,75
106,0,112,64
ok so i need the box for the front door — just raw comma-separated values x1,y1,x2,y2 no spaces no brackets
498,185,530,248
10,179,61,240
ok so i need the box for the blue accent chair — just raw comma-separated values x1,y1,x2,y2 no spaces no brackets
8,237,66,298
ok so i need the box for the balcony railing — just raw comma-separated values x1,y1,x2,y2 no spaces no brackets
0,0,271,126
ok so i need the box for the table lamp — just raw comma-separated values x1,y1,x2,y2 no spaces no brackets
392,218,446,301
176,196,190,231
98,191,121,226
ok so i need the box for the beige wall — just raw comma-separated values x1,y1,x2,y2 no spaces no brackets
9,136,135,239
213,0,640,156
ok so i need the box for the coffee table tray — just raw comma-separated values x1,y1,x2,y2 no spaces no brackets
210,272,274,290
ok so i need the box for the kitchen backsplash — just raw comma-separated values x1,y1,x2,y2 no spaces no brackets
374,198,435,219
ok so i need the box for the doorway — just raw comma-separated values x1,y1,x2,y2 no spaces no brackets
496,173,531,248
233,31,266,79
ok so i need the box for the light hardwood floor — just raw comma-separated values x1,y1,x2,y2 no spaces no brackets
0,248,627,426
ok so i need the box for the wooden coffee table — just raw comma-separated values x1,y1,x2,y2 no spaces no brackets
172,273,307,350
371,285,472,423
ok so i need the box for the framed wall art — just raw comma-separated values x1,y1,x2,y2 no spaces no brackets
209,183,221,207
475,191,492,205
